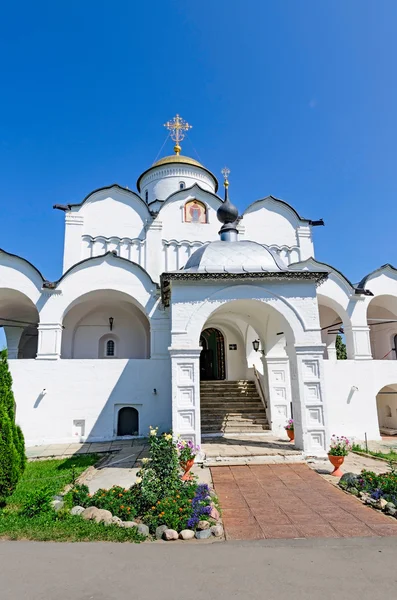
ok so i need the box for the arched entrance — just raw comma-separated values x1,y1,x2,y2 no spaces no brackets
200,328,225,380
117,407,139,436
376,385,397,435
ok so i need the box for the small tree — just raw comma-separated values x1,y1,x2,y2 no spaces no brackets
336,334,347,360
0,349,26,502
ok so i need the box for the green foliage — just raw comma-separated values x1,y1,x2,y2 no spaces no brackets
354,469,397,504
136,429,181,513
70,483,90,507
336,334,347,360
352,442,397,462
69,484,139,521
19,487,53,518
143,487,196,533
0,350,26,500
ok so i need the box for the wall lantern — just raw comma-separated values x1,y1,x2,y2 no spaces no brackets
109,317,114,331
252,339,264,354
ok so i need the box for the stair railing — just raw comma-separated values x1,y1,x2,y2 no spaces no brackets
253,364,268,411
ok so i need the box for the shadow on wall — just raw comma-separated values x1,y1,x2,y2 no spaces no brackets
82,360,171,442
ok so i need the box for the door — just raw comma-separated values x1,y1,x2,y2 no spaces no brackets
117,407,139,436
200,348,215,380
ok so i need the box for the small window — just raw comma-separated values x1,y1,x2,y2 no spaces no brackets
145,190,149,202
179,181,186,190
106,339,115,357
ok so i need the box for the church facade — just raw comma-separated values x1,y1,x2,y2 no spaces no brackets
1,116,397,456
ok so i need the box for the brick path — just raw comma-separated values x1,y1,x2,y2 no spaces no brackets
211,463,397,540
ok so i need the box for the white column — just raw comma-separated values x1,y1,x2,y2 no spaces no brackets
292,344,329,456
169,347,201,448
297,225,314,260
145,220,163,281
264,356,293,436
63,213,84,272
344,325,372,360
36,323,63,360
150,312,171,359
3,326,25,359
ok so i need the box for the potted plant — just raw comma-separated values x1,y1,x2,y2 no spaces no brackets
328,435,352,476
285,419,294,442
177,439,200,481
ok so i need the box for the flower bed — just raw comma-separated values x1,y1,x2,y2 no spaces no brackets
66,429,223,541
338,467,397,518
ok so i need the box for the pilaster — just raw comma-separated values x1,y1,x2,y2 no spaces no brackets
36,323,63,360
63,213,84,272
145,220,163,282
169,347,201,447
264,356,292,436
293,344,329,456
344,325,372,360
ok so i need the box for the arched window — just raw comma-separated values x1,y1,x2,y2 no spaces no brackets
145,190,149,202
117,407,139,436
106,339,115,357
179,181,186,190
184,199,207,223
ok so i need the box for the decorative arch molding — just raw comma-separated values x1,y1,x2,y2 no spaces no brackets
156,183,223,212
182,283,316,347
243,195,323,226
289,257,355,295
81,235,146,265
269,244,301,265
358,264,397,289
54,184,150,214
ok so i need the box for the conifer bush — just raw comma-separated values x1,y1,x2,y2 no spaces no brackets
0,349,26,503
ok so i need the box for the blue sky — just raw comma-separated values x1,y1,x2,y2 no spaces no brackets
0,0,396,284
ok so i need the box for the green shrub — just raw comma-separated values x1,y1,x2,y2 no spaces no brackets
0,350,26,500
143,485,197,533
70,484,90,507
19,487,53,518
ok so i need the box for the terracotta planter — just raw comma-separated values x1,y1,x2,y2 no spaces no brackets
328,454,345,477
286,429,294,442
180,458,195,481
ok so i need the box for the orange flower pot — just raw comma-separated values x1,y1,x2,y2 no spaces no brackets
286,429,294,442
328,454,345,477
180,458,195,481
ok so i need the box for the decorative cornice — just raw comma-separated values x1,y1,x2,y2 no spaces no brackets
160,270,328,307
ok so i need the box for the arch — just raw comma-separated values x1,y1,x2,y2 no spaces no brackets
184,199,207,224
0,288,40,359
367,295,397,360
317,293,351,360
200,327,226,380
62,289,150,359
376,384,397,435
117,407,139,436
183,285,309,349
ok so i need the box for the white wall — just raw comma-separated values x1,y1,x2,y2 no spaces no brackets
10,359,171,445
323,359,397,441
140,165,216,203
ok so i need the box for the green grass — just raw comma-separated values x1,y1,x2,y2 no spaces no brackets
352,443,397,462
0,455,143,542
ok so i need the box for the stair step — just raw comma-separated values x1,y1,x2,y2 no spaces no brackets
202,425,270,433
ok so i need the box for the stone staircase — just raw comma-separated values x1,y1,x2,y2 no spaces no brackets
200,380,270,434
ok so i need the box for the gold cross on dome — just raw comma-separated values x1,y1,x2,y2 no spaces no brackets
164,114,192,154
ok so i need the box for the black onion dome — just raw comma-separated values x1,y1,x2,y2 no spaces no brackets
217,188,239,224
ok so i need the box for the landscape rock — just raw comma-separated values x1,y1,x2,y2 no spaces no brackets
53,495,64,502
51,500,64,512
210,525,223,537
156,525,168,540
121,521,138,529
209,505,220,521
349,487,359,496
385,502,396,514
105,516,123,526
137,524,150,537
70,506,85,516
376,498,388,510
163,529,179,541
359,492,370,501
364,497,378,507
179,529,195,540
195,529,212,540
81,506,113,523
197,520,210,530
339,473,359,487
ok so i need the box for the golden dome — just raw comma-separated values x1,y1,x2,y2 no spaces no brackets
152,154,204,169
137,154,218,192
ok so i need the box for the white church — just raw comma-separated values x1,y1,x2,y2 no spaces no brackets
1,115,397,457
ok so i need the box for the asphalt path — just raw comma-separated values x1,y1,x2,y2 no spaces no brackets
1,537,396,599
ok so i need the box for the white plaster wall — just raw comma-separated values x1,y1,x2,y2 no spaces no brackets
10,359,171,445
140,165,216,203
324,359,397,440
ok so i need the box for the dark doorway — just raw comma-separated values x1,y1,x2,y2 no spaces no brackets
200,328,226,380
117,407,139,436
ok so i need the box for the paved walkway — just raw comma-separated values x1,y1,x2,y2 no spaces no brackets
211,464,397,541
